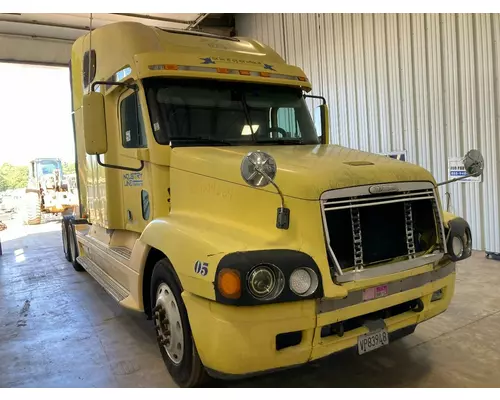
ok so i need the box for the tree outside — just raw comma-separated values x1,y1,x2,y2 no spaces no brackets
0,163,29,191
0,162,76,192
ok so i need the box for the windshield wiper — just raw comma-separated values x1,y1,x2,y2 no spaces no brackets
169,137,232,146
255,138,305,145
239,91,256,141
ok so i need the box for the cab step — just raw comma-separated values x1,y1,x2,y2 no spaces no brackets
109,246,132,260
77,255,128,302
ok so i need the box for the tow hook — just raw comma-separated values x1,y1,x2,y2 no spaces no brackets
331,322,344,337
412,299,425,313
321,321,345,338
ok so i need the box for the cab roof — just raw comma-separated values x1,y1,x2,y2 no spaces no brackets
70,22,310,110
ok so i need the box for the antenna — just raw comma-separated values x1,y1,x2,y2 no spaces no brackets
87,13,93,91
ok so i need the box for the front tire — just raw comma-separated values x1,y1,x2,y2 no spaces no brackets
150,258,208,388
25,191,41,225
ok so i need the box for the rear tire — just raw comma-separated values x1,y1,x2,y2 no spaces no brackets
62,216,73,262
150,258,208,388
68,222,84,271
25,192,41,225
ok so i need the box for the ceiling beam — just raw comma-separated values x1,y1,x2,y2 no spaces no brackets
0,17,91,31
0,58,68,68
0,32,74,43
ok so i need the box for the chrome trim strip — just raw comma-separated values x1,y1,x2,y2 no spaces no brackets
320,202,344,276
318,262,455,314
323,190,434,207
433,187,447,251
334,252,444,283
323,195,435,211
320,181,435,201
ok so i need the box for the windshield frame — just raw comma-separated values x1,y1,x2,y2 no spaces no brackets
142,78,320,147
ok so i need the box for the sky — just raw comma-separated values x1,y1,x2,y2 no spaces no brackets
0,63,75,166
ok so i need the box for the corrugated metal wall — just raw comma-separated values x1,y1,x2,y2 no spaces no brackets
236,13,500,253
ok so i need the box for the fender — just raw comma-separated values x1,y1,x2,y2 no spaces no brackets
442,210,459,229
442,210,471,238
441,210,472,261
136,212,295,305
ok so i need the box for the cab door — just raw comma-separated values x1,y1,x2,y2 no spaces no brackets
117,89,152,233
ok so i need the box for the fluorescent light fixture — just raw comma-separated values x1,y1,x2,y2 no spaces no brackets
241,125,259,136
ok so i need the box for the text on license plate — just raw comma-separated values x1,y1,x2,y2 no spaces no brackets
357,329,389,355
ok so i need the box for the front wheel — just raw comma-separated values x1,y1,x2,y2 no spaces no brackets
150,258,208,387
25,192,41,225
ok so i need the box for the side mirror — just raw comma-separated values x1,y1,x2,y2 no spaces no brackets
437,149,484,186
83,92,108,155
314,104,330,145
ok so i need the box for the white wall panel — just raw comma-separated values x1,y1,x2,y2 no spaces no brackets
236,13,500,252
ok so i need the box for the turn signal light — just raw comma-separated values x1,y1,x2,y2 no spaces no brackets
165,64,178,70
217,68,229,73
239,70,251,75
217,268,241,299
260,72,271,77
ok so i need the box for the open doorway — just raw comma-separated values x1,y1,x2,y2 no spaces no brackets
0,62,76,236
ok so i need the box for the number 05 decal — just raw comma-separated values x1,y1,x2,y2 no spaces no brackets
194,261,209,276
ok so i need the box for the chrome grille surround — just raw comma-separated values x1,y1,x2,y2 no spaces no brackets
320,181,446,283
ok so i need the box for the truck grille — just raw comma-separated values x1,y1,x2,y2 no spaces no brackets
320,182,444,280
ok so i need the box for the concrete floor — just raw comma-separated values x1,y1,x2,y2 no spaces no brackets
1,216,500,388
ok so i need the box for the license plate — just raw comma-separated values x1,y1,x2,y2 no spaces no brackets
357,329,389,355
363,284,388,301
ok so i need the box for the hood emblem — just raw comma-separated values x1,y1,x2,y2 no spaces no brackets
369,184,399,194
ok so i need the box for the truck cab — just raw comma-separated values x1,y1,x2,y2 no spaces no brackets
64,21,482,387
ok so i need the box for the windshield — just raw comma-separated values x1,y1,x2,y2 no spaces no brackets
36,160,62,177
143,78,320,146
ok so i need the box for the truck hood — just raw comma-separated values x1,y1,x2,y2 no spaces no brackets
171,145,436,200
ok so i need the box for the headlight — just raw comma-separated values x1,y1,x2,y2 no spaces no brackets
214,250,324,306
289,267,319,296
247,264,284,300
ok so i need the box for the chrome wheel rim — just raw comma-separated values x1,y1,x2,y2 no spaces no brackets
155,282,184,365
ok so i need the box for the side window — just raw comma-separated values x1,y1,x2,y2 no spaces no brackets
82,50,96,89
277,108,301,137
120,92,147,148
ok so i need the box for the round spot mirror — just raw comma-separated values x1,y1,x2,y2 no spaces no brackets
240,151,277,188
463,149,484,177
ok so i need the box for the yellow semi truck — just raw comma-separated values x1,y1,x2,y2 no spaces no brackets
63,21,483,387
